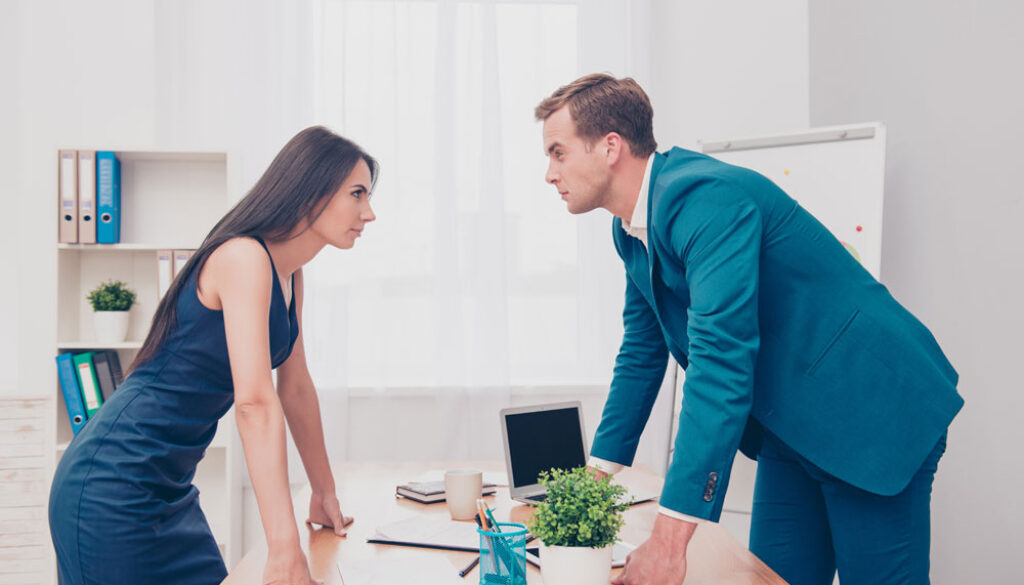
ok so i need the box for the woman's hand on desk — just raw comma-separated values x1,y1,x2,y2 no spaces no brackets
263,547,321,585
307,491,354,536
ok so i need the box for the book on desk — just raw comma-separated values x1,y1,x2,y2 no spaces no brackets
395,481,497,504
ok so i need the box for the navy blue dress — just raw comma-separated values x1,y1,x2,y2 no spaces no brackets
50,237,298,585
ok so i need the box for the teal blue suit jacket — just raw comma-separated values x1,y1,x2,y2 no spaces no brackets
590,148,963,520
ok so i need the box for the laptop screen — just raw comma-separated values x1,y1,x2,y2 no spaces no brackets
505,406,587,488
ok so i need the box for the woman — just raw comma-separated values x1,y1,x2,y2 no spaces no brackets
49,126,377,585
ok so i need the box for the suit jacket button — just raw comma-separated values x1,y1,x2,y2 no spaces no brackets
709,472,719,484
703,492,713,503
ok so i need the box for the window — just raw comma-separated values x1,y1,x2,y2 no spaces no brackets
306,1,624,389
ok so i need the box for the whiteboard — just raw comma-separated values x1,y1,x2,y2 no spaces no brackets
698,123,887,280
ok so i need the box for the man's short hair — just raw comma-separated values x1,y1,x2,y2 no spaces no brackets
535,73,657,158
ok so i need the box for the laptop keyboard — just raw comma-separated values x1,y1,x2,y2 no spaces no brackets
523,493,547,502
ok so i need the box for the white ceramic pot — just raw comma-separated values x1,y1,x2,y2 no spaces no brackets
93,310,130,344
540,542,613,585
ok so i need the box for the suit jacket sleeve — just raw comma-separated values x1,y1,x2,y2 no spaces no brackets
590,239,670,467
657,182,762,521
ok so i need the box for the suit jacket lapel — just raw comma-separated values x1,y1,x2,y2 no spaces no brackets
614,220,657,308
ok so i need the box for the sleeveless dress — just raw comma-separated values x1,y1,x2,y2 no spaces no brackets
49,237,298,585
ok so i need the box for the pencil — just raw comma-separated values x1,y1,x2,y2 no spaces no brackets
476,498,490,530
476,498,498,574
458,555,480,578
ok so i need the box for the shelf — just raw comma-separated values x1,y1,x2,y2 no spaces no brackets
117,150,227,163
58,341,143,350
51,147,238,570
58,244,199,252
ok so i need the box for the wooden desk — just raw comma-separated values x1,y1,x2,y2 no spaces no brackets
222,462,785,585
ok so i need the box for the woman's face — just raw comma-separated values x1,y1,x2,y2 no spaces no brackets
311,158,376,249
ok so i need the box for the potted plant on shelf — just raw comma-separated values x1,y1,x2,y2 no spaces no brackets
527,466,630,585
86,279,136,344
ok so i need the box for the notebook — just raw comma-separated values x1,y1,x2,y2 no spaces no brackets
396,480,497,504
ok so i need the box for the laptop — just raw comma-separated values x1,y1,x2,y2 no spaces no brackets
499,401,658,507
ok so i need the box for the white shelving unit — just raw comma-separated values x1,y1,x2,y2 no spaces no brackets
51,149,244,573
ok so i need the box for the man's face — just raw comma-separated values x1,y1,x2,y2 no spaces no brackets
542,106,611,214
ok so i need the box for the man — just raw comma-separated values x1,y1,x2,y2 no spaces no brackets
535,74,962,585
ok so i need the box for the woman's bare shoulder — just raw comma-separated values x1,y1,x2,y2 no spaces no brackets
198,237,273,310
207,237,271,272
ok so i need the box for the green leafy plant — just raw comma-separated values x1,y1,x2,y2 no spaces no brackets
86,280,136,311
527,466,629,548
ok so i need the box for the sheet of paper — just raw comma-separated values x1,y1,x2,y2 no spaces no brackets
373,515,481,550
339,551,461,585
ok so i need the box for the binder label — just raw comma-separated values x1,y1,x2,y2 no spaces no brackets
78,363,101,410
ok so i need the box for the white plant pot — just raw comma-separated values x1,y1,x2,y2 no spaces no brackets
540,542,613,585
93,310,130,344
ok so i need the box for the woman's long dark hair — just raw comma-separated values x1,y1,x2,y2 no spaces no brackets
128,126,378,373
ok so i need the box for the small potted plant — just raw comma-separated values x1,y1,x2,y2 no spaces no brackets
528,466,629,585
86,279,136,343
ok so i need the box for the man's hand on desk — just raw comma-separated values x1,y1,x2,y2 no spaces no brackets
307,491,354,537
587,466,610,481
612,513,696,585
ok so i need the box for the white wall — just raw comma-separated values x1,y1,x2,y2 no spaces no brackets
0,0,21,391
647,0,809,148
809,3,1024,582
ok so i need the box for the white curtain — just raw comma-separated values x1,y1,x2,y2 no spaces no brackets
307,0,583,386
296,0,674,471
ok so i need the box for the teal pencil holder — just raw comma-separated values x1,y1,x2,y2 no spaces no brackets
477,522,528,585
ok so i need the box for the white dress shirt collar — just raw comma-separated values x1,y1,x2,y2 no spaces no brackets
621,154,656,246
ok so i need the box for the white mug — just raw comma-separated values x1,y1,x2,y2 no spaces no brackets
444,469,483,521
